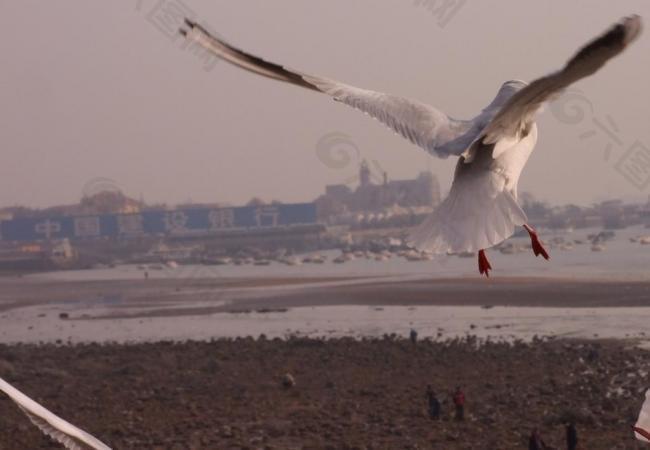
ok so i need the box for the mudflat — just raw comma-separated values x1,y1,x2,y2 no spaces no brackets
2,275,650,317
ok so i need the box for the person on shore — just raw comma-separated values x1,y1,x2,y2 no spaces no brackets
410,328,418,344
426,385,441,420
452,386,465,421
528,428,548,450
565,422,577,450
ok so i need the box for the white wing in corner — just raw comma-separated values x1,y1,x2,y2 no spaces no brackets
635,389,650,443
0,377,111,450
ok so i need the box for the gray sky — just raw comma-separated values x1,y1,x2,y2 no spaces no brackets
1,1,649,209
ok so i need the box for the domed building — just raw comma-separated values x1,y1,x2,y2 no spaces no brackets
315,160,441,220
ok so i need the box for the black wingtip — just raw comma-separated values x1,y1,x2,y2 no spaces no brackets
184,18,196,29
621,14,643,44
179,28,187,37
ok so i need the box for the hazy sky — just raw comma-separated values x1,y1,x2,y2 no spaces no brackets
1,1,649,209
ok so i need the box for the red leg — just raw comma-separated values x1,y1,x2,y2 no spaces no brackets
478,249,492,278
523,224,549,260
633,426,650,441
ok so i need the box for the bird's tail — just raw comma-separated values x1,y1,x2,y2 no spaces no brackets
408,171,527,254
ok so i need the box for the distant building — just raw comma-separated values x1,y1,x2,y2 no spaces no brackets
315,160,440,220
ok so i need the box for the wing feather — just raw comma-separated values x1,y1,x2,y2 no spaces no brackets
483,15,642,151
0,377,111,450
180,20,479,158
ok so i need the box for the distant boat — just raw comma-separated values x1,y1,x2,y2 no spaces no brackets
203,256,231,265
253,259,271,266
165,261,178,269
639,236,650,245
303,254,326,264
457,251,475,258
591,244,605,252
405,250,431,261
280,256,302,266
312,255,326,264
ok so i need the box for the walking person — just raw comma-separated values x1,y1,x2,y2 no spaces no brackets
452,386,465,421
410,328,418,344
528,428,548,450
565,422,578,450
425,385,441,420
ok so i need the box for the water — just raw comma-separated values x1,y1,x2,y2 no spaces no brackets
2,303,650,345
28,225,650,282
3,225,649,344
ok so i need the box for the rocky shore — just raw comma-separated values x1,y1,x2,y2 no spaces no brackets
1,337,648,449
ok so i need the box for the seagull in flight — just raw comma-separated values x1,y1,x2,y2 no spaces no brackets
0,376,111,449
180,15,642,277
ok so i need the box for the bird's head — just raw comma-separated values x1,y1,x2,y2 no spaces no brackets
483,79,528,112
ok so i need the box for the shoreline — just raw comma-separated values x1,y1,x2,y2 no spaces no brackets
2,274,650,345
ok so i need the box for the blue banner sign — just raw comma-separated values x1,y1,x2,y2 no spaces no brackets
0,203,317,242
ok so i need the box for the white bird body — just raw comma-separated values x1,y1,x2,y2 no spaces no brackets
411,121,537,253
179,15,642,275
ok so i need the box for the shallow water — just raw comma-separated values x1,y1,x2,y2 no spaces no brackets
4,226,649,344
27,225,650,282
2,302,650,345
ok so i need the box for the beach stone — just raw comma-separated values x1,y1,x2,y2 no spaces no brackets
282,373,295,388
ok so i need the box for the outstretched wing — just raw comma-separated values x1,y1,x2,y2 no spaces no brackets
180,20,479,159
482,15,642,157
0,377,111,450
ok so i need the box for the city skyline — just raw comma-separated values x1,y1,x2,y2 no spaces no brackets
1,1,649,208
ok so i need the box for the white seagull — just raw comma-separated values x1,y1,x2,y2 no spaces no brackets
0,376,111,449
180,15,642,276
